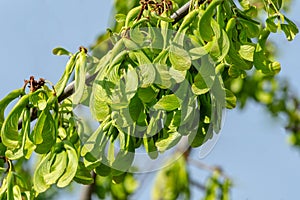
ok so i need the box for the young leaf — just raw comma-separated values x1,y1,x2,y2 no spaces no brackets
52,47,72,56
115,13,126,23
178,9,198,31
153,94,181,111
57,141,78,188
154,64,172,89
54,52,79,97
199,0,223,41
5,108,30,160
33,153,52,193
0,88,24,128
111,149,135,176
238,44,255,62
169,44,191,71
33,95,57,154
134,51,156,87
189,44,211,60
143,136,158,159
95,161,111,177
125,6,141,28
6,170,14,200
1,94,30,148
266,16,278,33
281,16,299,41
74,162,94,185
73,49,87,105
225,89,237,109
192,74,210,95
129,95,143,122
238,18,260,38
155,131,182,152
209,19,230,62
137,86,159,103
44,150,67,185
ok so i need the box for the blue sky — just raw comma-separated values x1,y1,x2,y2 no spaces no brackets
0,1,300,199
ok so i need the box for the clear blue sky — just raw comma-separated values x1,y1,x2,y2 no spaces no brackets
0,1,299,199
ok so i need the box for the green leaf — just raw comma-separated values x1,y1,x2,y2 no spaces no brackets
129,95,143,122
238,44,255,61
115,13,126,23
7,171,14,200
178,9,198,33
143,136,158,159
238,18,260,38
74,162,94,185
52,47,72,56
44,150,67,185
5,108,30,160
125,6,141,27
33,106,56,154
281,16,299,41
54,52,78,96
137,86,159,103
90,64,113,121
81,120,110,163
134,51,156,87
151,12,174,22
33,153,52,193
169,44,191,71
225,89,237,109
228,66,247,78
146,110,164,137
154,94,181,111
152,155,189,200
95,161,111,177
73,50,87,105
239,0,250,9
188,122,207,147
209,20,230,62
227,44,253,70
192,56,216,95
111,149,135,176
155,131,182,152
169,67,186,83
111,65,138,108
199,0,223,41
266,16,278,33
189,44,211,60
1,94,30,148
112,108,134,128
192,73,210,95
57,141,78,188
37,99,47,110
13,185,22,200
90,94,111,122
0,88,24,128
154,64,172,89
254,29,281,75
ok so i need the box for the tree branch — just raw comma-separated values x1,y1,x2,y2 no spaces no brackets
171,1,191,24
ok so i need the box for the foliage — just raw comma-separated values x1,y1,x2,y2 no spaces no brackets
0,0,298,199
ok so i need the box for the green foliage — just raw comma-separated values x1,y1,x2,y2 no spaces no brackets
0,0,298,199
152,154,190,200
203,170,232,200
